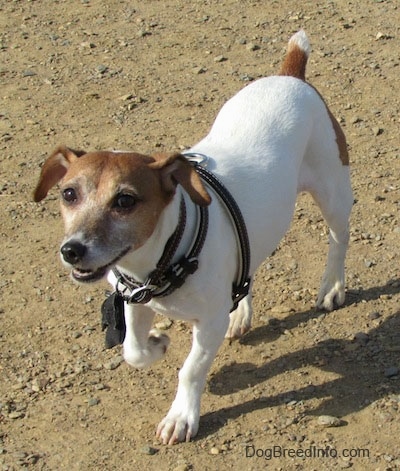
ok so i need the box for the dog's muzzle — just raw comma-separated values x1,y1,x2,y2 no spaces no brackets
60,240,131,283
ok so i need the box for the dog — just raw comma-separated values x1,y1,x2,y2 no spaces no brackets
34,31,352,444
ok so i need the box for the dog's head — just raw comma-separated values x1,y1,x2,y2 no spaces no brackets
34,146,211,282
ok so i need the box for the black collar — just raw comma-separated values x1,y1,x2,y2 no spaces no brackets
112,195,209,304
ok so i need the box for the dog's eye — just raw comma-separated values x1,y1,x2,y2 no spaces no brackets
113,193,137,211
62,188,78,203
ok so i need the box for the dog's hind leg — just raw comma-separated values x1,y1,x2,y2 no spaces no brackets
304,164,353,311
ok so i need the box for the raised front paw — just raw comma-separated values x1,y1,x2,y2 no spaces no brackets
123,329,170,368
156,408,199,445
148,328,170,353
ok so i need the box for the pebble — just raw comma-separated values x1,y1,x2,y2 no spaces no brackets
119,93,134,101
210,446,220,455
246,42,260,51
103,355,124,370
22,69,36,77
351,116,362,124
368,311,381,321
96,64,108,75
214,55,227,63
193,66,207,74
384,366,399,378
354,332,370,345
140,445,158,455
317,415,343,427
154,319,173,330
8,411,25,419
88,397,100,406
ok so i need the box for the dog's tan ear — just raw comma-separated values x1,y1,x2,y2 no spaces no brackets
33,146,86,202
150,153,211,207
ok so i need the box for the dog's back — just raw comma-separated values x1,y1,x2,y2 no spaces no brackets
189,31,351,272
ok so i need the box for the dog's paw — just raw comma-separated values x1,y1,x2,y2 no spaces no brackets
316,280,345,311
156,408,199,445
225,301,252,339
148,328,170,352
123,329,170,368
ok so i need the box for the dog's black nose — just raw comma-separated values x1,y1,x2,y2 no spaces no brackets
61,240,86,264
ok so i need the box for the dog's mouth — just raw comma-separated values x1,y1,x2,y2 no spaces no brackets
70,247,132,283
71,266,108,282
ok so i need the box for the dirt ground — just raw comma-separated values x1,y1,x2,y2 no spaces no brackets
1,0,399,470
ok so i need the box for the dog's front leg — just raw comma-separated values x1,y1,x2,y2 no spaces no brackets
156,314,229,445
123,304,170,369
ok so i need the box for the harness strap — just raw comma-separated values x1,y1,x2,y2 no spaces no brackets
184,153,251,310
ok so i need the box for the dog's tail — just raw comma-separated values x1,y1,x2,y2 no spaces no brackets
279,30,310,81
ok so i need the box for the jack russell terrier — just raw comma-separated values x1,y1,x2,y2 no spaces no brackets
34,30,352,444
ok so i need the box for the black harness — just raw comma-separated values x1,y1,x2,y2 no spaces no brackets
101,154,251,348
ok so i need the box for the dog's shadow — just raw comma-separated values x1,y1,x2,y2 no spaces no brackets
198,278,400,439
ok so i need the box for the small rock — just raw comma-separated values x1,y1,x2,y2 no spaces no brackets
193,66,207,74
368,311,381,321
9,411,25,419
119,93,134,101
22,70,36,77
88,397,100,406
140,445,158,455
154,319,173,330
317,415,343,427
384,366,399,378
137,29,151,38
96,64,108,75
210,446,220,455
104,355,123,370
214,55,227,63
240,73,254,82
364,259,375,268
80,41,96,49
372,127,383,136
246,42,260,51
354,332,369,345
351,116,362,124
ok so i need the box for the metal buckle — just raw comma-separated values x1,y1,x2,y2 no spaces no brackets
183,152,210,168
126,281,157,304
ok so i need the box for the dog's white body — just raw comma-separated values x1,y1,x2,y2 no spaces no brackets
34,31,352,444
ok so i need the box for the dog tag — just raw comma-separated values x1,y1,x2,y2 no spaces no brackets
101,292,126,349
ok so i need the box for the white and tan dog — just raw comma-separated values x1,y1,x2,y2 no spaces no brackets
34,31,352,444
